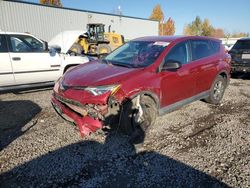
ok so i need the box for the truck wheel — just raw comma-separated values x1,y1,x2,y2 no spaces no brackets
70,43,83,54
205,75,226,104
119,96,157,143
97,44,111,55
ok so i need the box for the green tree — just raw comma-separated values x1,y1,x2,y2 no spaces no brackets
40,0,62,7
202,18,214,36
184,16,214,36
191,16,203,35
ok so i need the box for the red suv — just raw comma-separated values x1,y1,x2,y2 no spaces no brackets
51,36,231,140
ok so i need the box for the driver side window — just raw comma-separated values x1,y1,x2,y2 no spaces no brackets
164,42,189,65
9,35,44,53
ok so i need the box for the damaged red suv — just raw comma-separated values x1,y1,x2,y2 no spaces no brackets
51,36,231,139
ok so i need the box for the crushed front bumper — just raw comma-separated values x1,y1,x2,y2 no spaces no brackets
51,94,104,137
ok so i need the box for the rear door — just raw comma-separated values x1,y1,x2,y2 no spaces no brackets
7,34,61,85
0,34,15,86
190,39,220,94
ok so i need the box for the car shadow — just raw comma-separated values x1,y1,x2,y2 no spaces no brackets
0,100,41,151
0,85,53,95
0,133,229,188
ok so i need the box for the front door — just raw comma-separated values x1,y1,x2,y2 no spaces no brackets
160,41,196,108
7,34,60,85
0,34,15,86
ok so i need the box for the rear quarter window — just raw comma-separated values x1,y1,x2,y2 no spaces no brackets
210,40,221,53
0,35,8,53
191,40,215,61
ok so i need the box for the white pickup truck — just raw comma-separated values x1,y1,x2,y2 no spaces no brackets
0,31,90,91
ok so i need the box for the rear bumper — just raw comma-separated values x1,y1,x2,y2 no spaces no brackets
231,66,250,73
231,61,250,73
51,95,103,137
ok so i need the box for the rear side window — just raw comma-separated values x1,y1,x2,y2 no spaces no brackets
0,35,8,53
210,40,221,53
191,40,214,61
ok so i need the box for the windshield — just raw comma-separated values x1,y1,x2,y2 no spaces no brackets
232,40,250,50
104,41,168,68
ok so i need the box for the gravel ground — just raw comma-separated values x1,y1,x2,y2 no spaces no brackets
0,76,249,188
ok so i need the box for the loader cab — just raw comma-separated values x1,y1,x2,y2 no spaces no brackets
87,23,105,43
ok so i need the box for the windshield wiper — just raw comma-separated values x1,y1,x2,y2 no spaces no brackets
100,59,112,65
111,62,133,68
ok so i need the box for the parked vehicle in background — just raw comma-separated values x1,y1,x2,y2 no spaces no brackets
0,31,89,91
229,38,250,74
51,36,231,143
220,37,239,51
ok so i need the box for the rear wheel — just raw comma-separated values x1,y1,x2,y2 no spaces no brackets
119,96,157,143
205,75,226,104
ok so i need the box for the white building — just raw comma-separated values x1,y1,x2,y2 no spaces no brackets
0,0,159,41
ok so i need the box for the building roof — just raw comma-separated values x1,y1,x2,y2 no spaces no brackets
4,0,158,22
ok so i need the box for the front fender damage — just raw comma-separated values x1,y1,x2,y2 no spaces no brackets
51,89,125,137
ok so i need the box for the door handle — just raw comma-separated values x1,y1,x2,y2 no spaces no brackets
12,57,21,61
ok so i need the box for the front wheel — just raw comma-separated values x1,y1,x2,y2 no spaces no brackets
205,75,226,104
119,96,157,143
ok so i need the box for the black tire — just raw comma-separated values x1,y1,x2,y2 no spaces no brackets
97,44,111,55
70,43,83,54
119,96,157,143
137,96,157,132
205,75,226,104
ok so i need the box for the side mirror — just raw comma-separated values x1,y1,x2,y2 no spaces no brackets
162,60,182,71
49,45,61,54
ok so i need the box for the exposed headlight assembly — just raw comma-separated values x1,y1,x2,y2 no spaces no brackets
85,85,120,96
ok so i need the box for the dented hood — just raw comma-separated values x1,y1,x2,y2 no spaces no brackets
63,61,143,86
48,30,86,53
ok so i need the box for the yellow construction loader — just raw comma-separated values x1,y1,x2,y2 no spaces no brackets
70,23,124,56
